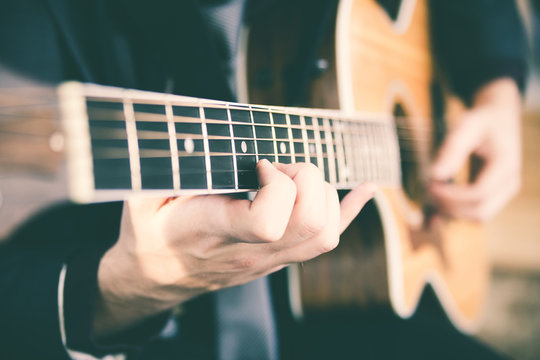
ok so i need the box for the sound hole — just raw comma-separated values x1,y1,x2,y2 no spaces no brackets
394,102,423,202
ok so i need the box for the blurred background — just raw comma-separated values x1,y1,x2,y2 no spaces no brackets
475,1,540,359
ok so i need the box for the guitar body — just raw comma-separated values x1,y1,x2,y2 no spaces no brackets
246,0,488,332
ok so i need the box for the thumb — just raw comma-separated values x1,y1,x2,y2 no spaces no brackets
431,114,485,181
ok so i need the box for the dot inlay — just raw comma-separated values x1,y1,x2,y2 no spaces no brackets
184,137,194,154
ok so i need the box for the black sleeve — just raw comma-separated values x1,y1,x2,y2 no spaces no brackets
429,0,528,104
63,237,173,357
0,203,122,359
0,203,171,359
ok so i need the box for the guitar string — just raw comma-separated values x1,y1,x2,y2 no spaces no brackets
0,126,439,154
0,103,454,134
0,115,449,141
0,124,443,143
0,95,459,126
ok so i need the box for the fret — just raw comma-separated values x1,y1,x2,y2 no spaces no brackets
133,103,174,189
299,115,309,163
360,121,371,182
174,106,207,189
385,123,396,185
204,106,235,189
228,107,257,189
328,119,341,185
370,122,381,182
304,116,318,168
311,116,324,176
378,122,391,184
348,121,361,183
367,121,379,183
123,99,142,191
352,121,363,184
317,118,330,182
268,112,279,163
379,123,387,183
291,128,304,164
252,111,275,163
226,104,239,190
374,122,383,182
272,113,289,164
372,122,384,183
248,107,260,163
199,104,213,190
285,113,295,164
87,100,131,190
289,114,302,163
361,121,371,182
333,119,347,186
323,118,336,185
387,121,401,185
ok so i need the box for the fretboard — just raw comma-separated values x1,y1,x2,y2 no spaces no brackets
59,82,401,203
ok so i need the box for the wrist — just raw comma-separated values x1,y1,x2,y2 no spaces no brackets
94,246,170,337
94,242,200,338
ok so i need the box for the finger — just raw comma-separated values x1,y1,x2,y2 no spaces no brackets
430,163,519,221
430,147,516,208
440,178,519,222
275,162,329,241
339,182,377,233
274,183,341,264
226,159,297,242
431,114,485,181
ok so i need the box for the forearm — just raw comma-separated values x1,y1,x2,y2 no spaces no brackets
93,246,189,339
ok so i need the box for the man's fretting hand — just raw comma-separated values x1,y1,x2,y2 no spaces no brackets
94,160,376,337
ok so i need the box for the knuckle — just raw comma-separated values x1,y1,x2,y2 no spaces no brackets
298,217,326,238
296,212,326,239
251,220,284,242
318,234,340,254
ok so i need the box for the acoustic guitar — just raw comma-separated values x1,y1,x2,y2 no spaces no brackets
0,0,488,333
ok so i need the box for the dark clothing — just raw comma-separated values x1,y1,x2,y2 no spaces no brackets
0,0,527,359
429,0,528,104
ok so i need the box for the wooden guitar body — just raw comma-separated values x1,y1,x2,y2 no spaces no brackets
246,0,489,332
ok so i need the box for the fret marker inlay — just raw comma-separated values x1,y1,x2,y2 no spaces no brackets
280,142,286,154
184,137,194,154
241,141,247,153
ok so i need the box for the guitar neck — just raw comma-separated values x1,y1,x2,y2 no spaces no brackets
59,82,401,203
